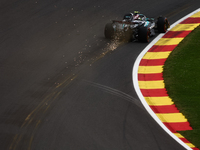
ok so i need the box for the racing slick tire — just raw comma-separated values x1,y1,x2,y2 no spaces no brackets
104,23,114,39
138,27,150,43
124,29,133,42
157,17,169,33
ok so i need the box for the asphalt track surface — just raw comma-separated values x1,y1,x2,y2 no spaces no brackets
1,0,200,150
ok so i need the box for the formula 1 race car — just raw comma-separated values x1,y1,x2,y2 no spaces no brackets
104,11,170,42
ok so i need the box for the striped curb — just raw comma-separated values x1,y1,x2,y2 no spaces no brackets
139,11,200,150
133,9,200,150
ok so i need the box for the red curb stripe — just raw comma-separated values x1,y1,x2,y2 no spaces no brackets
163,122,193,132
140,88,168,97
180,17,200,24
148,45,177,52
138,73,163,81
192,148,199,150
139,59,167,66
163,31,191,38
150,105,179,113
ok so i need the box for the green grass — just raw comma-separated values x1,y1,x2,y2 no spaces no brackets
163,26,200,148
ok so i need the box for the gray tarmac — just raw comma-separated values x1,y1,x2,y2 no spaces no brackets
1,0,200,149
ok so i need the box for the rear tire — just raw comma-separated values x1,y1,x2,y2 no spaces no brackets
157,17,169,33
104,23,114,39
124,29,133,42
138,27,150,43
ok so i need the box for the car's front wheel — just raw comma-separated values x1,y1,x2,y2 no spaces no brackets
157,17,170,33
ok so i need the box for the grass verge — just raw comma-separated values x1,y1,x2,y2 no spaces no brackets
163,26,200,148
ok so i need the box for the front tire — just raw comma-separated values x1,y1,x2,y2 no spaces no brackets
157,17,169,33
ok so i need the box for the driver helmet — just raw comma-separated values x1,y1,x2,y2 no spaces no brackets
134,11,140,15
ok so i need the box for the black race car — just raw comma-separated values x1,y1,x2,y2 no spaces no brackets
104,11,170,42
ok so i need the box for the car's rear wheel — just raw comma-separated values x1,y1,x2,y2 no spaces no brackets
138,27,150,42
104,23,114,39
157,17,169,33
124,29,133,42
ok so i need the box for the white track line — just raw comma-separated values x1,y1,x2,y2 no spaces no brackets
132,8,200,150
